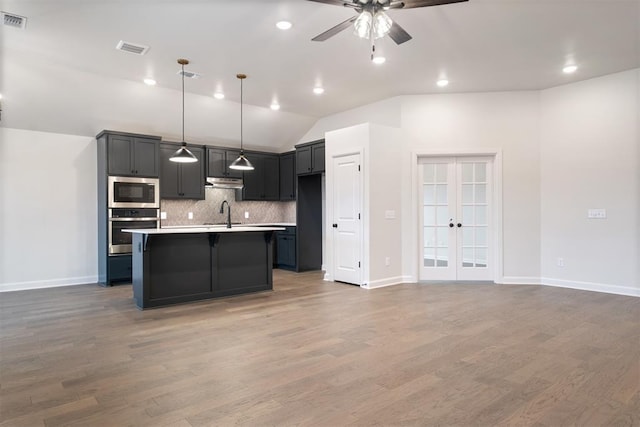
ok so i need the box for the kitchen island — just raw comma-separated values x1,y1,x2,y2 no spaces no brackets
126,226,284,309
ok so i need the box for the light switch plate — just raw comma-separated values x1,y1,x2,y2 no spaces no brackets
587,208,606,219
160,211,167,219
188,212,193,220
245,211,249,219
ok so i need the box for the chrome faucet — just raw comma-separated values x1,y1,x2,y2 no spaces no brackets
219,200,232,228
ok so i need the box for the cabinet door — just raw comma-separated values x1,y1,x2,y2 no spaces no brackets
225,149,244,179
179,146,205,199
108,136,133,176
312,143,325,173
296,146,312,175
241,153,264,200
159,145,180,198
277,234,296,268
207,148,226,178
279,153,295,200
263,154,280,200
133,138,159,177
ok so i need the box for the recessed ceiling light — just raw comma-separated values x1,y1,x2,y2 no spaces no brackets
276,21,293,30
372,56,386,65
143,78,156,86
270,102,281,111
437,79,449,87
313,86,325,95
213,92,225,100
563,65,578,74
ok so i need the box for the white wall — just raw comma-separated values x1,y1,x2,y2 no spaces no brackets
540,69,639,294
401,91,541,282
304,70,639,296
0,128,98,291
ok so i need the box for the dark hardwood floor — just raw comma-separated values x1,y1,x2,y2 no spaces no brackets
1,270,638,426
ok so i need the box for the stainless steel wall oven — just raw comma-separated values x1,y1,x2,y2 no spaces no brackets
108,208,159,254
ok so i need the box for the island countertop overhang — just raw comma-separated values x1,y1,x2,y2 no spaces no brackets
124,226,285,235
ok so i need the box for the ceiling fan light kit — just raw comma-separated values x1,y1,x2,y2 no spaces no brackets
310,0,468,59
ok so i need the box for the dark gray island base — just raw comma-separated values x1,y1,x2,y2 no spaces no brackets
128,227,283,309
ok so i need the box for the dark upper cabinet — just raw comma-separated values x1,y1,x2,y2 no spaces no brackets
160,143,205,200
311,143,325,173
207,148,243,179
295,140,325,175
105,134,160,177
279,152,296,201
237,152,280,201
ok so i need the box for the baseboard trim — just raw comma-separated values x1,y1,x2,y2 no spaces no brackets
364,276,405,289
323,272,333,282
540,277,640,297
499,276,541,285
0,276,98,293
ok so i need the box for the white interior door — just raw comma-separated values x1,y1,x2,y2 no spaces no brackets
419,157,493,281
332,153,362,285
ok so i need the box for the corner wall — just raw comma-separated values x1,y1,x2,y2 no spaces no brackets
540,69,639,295
0,128,98,291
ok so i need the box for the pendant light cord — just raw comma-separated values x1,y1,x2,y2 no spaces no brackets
240,77,244,154
181,62,185,144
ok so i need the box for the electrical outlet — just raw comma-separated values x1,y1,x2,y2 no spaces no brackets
245,211,249,219
160,211,167,220
188,212,193,220
587,208,606,219
557,258,564,267
385,257,390,266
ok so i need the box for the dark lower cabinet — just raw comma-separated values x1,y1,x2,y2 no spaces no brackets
276,227,296,270
131,231,275,309
107,255,132,283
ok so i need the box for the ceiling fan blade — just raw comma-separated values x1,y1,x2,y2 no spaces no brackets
387,21,412,44
306,0,360,8
312,16,358,41
390,0,468,9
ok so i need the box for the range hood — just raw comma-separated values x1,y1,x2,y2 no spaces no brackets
206,177,244,189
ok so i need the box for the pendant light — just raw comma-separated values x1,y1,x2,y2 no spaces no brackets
170,58,198,163
229,73,254,171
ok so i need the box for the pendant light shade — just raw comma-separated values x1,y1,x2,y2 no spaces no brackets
229,73,254,171
170,58,198,164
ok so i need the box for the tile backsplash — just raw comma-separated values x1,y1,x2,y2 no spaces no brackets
160,188,296,226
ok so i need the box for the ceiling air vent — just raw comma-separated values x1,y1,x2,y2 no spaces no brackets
115,40,150,55
2,12,27,29
177,69,202,79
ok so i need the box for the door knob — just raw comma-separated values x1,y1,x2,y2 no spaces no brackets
449,223,454,228
332,223,338,228
457,223,462,228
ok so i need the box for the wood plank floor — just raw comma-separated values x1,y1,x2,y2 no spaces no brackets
1,271,639,426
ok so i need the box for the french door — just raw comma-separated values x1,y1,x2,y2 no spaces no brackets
419,157,493,281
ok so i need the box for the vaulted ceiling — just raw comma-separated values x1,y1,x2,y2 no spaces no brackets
2,0,638,150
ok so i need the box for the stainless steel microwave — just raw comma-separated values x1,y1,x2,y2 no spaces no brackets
108,176,160,208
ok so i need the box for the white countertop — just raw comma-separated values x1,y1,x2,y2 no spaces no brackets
161,223,296,228
124,226,285,235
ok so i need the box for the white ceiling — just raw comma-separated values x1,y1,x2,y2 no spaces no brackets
1,0,639,148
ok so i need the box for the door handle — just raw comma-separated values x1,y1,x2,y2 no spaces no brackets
449,223,454,228
332,223,338,228
457,223,462,228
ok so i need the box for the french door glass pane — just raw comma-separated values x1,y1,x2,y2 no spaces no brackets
435,164,447,182
476,163,486,182
476,184,487,203
424,185,435,204
423,164,449,269
462,163,474,183
424,206,435,225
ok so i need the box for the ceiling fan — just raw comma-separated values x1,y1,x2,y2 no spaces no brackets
309,0,468,46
